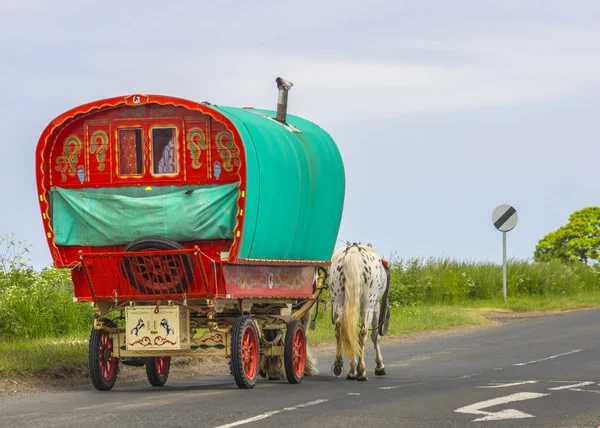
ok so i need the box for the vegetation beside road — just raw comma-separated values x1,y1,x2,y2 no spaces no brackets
2,234,600,377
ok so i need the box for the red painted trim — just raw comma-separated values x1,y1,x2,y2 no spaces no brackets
35,94,247,267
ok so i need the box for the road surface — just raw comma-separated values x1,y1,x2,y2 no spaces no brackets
2,308,600,427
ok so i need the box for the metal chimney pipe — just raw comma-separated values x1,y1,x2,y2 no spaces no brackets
275,77,293,123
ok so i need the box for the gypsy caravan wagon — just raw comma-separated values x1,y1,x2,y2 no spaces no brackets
35,78,345,390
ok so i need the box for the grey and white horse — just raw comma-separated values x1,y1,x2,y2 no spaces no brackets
329,243,389,381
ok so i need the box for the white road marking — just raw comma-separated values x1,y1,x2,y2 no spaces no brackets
455,373,480,380
348,393,361,395
477,381,538,388
378,381,429,390
213,399,328,428
548,381,595,391
513,349,585,366
571,388,600,394
73,402,122,411
493,368,503,370
455,392,549,422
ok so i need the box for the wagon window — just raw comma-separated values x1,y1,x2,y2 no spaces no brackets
118,129,143,175
152,127,177,175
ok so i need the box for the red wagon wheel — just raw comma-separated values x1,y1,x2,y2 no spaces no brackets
88,318,119,391
284,320,306,384
146,356,171,387
231,315,259,389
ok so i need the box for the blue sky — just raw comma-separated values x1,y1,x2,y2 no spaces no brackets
1,0,599,269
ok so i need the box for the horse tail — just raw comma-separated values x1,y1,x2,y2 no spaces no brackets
338,246,363,359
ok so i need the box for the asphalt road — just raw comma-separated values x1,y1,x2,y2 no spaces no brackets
2,309,600,427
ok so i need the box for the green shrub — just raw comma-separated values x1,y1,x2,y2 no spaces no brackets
0,234,94,340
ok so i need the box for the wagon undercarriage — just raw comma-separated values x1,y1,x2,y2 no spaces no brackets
88,277,323,391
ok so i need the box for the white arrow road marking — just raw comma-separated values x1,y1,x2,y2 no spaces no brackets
455,392,549,422
513,349,585,366
548,381,595,390
213,399,328,428
477,381,538,388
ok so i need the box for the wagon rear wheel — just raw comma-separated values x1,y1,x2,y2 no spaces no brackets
231,316,259,389
284,320,306,384
145,356,171,386
89,318,118,391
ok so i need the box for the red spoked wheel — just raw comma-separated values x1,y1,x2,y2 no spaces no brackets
284,320,306,384
231,315,259,389
89,318,119,391
145,356,171,387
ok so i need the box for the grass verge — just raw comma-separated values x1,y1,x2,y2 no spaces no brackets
5,292,600,378
0,338,89,377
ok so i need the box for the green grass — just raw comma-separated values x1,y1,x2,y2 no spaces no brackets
0,338,88,376
457,291,600,312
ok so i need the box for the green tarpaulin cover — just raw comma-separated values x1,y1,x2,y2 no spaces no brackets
49,183,239,246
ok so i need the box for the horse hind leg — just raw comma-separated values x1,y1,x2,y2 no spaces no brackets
346,357,358,380
332,314,344,377
357,307,375,381
371,307,386,376
356,326,369,381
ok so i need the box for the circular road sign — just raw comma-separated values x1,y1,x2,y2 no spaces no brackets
492,204,518,232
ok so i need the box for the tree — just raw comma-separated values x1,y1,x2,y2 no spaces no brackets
534,207,600,264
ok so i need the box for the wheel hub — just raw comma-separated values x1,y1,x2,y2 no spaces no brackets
102,347,112,361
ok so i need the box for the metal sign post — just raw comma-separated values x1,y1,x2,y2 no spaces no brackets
492,204,518,302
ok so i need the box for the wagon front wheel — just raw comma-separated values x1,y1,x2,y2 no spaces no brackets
231,315,259,389
284,320,306,384
89,318,119,391
146,356,171,387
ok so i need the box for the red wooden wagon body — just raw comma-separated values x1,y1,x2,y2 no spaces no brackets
35,78,345,390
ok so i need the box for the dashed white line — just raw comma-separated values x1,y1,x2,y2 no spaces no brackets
548,381,595,391
478,381,538,389
348,393,361,395
379,386,400,390
513,349,585,367
73,402,122,411
571,388,600,394
213,399,328,428
455,373,480,380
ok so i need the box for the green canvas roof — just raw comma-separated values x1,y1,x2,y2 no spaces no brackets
215,106,345,263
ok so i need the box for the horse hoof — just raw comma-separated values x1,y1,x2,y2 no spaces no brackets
375,367,386,376
346,374,357,380
357,375,368,381
332,365,343,377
